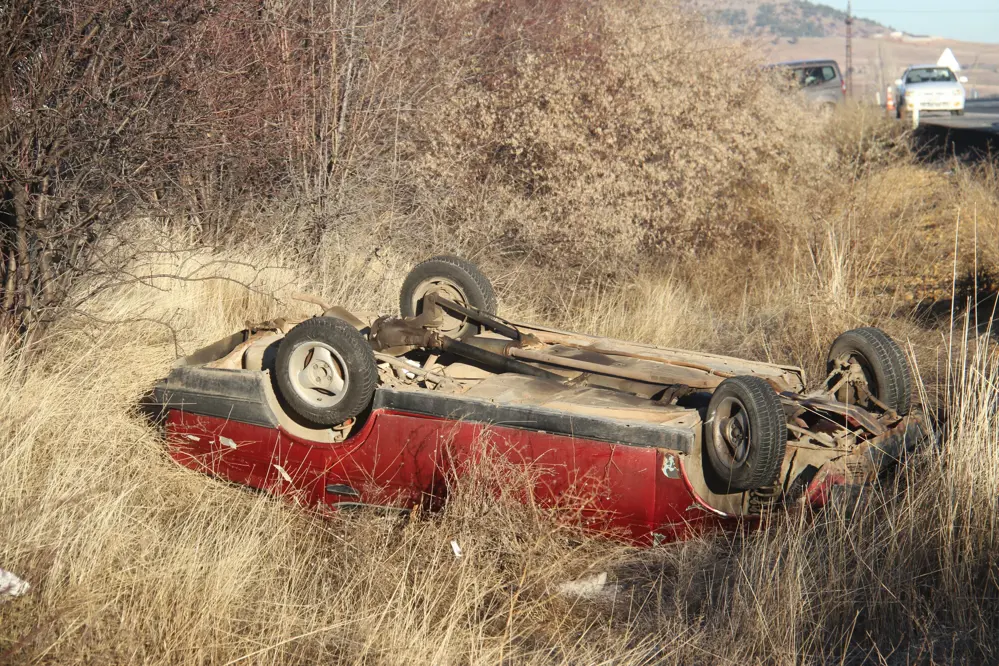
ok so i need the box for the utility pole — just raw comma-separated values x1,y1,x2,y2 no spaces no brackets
845,0,854,98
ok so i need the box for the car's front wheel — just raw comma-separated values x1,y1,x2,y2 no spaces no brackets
704,376,787,493
275,317,377,427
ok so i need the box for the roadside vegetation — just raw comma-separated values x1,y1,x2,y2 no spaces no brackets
2,0,999,663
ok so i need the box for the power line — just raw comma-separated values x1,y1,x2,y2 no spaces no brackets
857,9,999,13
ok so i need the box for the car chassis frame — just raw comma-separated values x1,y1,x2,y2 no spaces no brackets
151,266,927,545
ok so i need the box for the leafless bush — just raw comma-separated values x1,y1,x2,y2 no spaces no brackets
0,0,858,337
0,0,442,336
406,1,830,273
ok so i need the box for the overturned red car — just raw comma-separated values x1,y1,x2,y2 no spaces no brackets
151,256,927,544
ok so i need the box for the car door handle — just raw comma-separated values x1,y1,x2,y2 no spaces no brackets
326,484,360,497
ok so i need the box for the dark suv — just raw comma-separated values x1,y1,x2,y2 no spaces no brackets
771,59,846,113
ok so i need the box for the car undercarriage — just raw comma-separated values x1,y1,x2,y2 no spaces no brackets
151,256,928,544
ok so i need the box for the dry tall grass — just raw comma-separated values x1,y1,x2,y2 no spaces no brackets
2,182,999,663
4,1,999,663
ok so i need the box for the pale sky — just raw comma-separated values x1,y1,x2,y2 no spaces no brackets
825,1,999,44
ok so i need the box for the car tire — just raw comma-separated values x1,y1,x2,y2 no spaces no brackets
951,110,965,116
275,317,377,427
704,376,787,493
400,255,497,340
826,327,911,416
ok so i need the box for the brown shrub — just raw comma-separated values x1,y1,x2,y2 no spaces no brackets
4,1,999,662
0,0,441,332
408,1,830,271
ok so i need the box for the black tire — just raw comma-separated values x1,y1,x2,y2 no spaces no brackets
400,255,497,340
704,376,787,493
951,110,965,116
827,327,911,416
275,317,377,427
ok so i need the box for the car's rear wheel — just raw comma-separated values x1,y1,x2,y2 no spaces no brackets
951,110,965,116
400,255,497,340
826,327,911,416
704,376,787,493
275,317,377,426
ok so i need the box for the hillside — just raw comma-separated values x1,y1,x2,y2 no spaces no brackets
685,0,999,99
685,0,890,39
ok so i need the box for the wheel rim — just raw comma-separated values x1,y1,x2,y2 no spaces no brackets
710,396,751,472
287,341,349,407
410,277,470,337
835,352,876,408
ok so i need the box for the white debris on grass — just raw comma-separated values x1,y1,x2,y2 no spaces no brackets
450,540,463,559
0,568,30,600
557,571,620,602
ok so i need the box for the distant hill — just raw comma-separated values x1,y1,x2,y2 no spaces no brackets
684,0,891,39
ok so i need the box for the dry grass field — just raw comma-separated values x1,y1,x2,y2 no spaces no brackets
3,2,999,664
2,154,999,664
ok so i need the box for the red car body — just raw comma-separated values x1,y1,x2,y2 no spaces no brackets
155,319,924,546
167,406,722,545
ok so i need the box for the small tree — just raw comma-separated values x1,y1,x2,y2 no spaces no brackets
0,0,445,337
1,0,202,332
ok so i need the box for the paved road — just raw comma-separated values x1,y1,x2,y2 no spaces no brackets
911,99,999,160
921,100,999,134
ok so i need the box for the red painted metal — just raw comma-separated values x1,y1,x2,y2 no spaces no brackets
165,408,730,544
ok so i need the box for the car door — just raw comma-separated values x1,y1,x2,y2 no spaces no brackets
819,64,842,102
805,64,841,103
322,409,453,510
898,71,909,105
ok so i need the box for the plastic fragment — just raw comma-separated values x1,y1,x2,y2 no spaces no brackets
0,568,30,599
